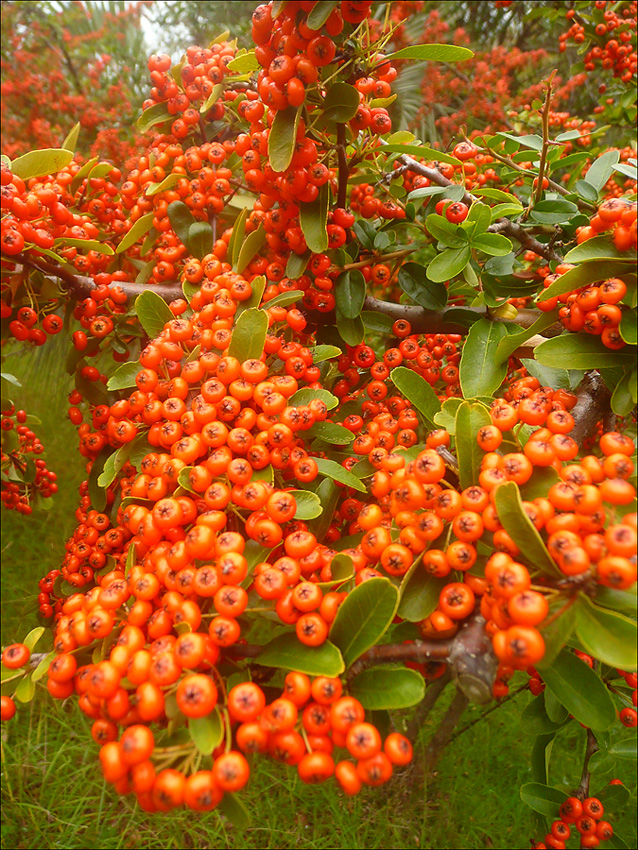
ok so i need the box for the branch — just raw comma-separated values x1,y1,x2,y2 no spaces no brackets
406,671,452,741
576,727,599,800
337,123,349,210
389,149,563,262
530,72,556,212
446,683,528,744
13,253,182,303
423,686,469,777
569,371,613,447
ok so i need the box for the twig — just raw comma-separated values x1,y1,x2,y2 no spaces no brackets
446,683,528,744
530,71,556,213
337,123,349,210
576,727,599,800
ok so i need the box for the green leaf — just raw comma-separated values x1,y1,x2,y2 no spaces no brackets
107,362,140,391
335,269,366,319
257,635,344,677
228,208,248,269
235,224,266,274
288,489,322,520
314,458,366,493
538,596,577,668
336,311,364,347
520,783,568,817
385,43,473,63
144,172,180,196
286,249,311,280
226,51,260,73
398,565,446,622
31,651,55,683
467,201,493,235
530,199,579,225
594,587,637,616
54,237,113,255
619,308,636,345
135,289,173,339
425,213,466,247
575,596,637,671
14,673,36,704
319,553,355,589
269,105,302,172
585,150,620,192
97,444,131,488
187,221,213,260
535,334,636,370
531,732,557,785
307,421,355,445
541,649,617,731
228,307,268,362
307,0,338,27
540,260,631,301
455,401,491,489
471,232,513,256
309,344,342,363
391,366,441,428
308,479,340,542
383,144,462,168
598,782,631,811
519,359,571,391
427,246,471,282
290,388,338,410
218,793,251,829
459,318,509,397
330,578,399,668
611,369,636,417
10,148,74,180
564,236,631,264
262,289,303,309
494,482,561,577
88,447,110,512
497,132,544,152
495,311,560,364
398,262,448,310
137,101,170,133
300,184,329,253
361,310,395,334
350,667,425,709
322,82,360,123
199,83,223,115
522,693,566,735
62,122,80,152
23,627,45,652
189,710,223,755
167,201,196,248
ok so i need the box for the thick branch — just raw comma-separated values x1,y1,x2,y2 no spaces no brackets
406,671,452,741
569,371,613,447
423,686,469,777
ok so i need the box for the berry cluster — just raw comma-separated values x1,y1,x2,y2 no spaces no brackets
0,407,57,513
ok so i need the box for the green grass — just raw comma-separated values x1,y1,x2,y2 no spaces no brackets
2,343,637,849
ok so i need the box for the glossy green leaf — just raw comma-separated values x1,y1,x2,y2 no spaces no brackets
107,362,141,391
286,249,311,279
269,105,303,172
520,783,569,817
471,232,512,256
495,311,560,364
307,421,355,445
228,308,268,362
300,184,329,253
262,289,303,309
520,359,571,391
619,308,636,345
535,333,636,370
226,51,260,73
594,587,637,616
257,635,344,676
97,444,131,489
460,318,509,397
307,0,338,27
575,596,637,671
494,482,560,577
350,667,425,709
425,213,465,247
308,479,340,542
538,597,577,669
199,83,223,114
288,489,322,520
521,693,566,735
540,260,630,301
189,710,223,755
361,310,395,334
235,224,266,274
397,563,446,622
330,578,399,667
218,793,251,829
391,366,441,428
289,388,338,410
62,122,80,152
188,221,214,260
136,101,170,133
398,262,447,310
531,731,556,785
336,311,364,346
382,143,462,167
31,651,55,683
335,269,366,319
228,208,249,269
135,289,173,339
530,199,579,225
87,447,110,512
455,401,491,489
585,150,620,192
564,236,630,263
309,345,342,363
322,82,360,123
611,369,635,417
314,458,366,493
14,673,36,704
319,553,355,589
10,148,74,180
23,627,45,652
541,649,616,731
598,782,631,811
167,201,196,248
144,172,180,196
54,237,113,255
427,246,471,282
497,132,544,151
